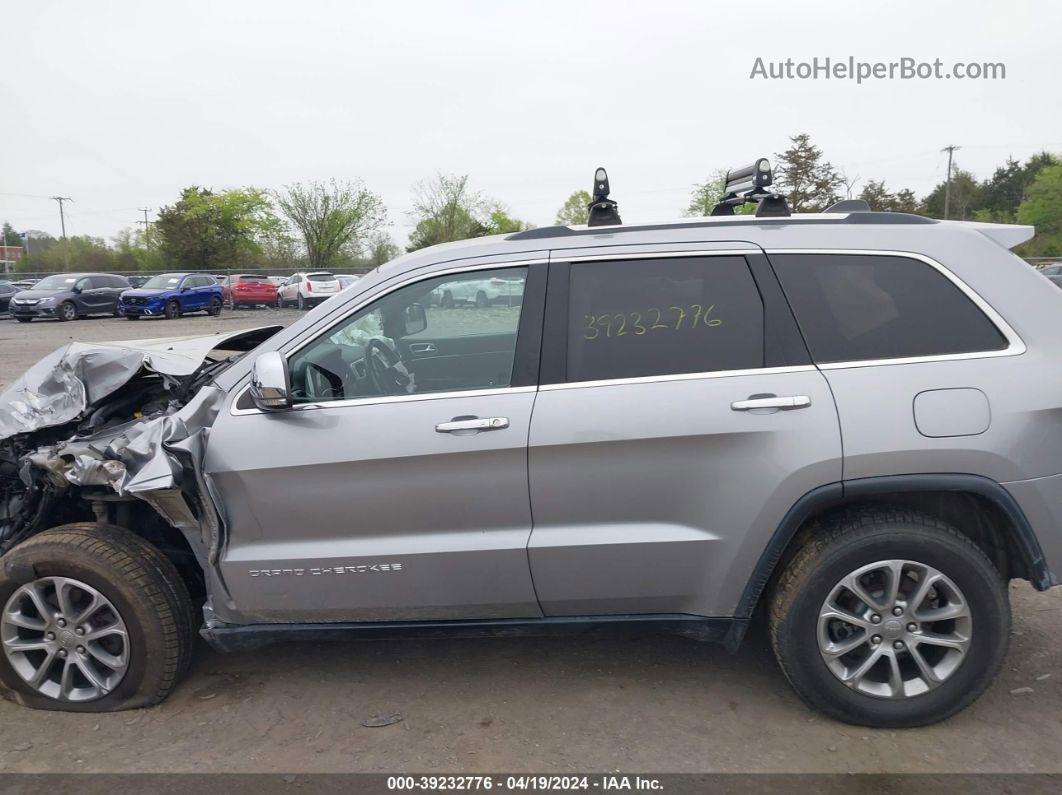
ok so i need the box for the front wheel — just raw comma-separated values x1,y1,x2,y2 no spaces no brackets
207,297,222,316
769,509,1010,728
475,290,489,309
0,524,195,712
297,295,306,311
163,301,180,320
57,301,78,322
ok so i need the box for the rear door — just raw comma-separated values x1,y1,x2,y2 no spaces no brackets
76,276,112,314
526,245,843,618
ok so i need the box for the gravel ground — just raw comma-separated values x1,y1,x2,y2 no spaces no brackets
0,309,1061,774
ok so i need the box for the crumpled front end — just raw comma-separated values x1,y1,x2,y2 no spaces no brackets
0,327,280,564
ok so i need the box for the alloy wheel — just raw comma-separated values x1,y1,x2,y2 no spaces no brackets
817,559,971,699
2,576,130,703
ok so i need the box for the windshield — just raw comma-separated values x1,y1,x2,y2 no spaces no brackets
33,275,80,291
142,274,184,289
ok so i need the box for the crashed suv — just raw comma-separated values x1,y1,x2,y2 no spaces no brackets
1,164,1061,728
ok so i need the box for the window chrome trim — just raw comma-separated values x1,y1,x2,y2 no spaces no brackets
538,365,818,392
231,384,537,417
229,258,544,417
762,248,1026,370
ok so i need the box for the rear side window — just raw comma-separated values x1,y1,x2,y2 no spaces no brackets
772,253,1008,364
565,256,764,382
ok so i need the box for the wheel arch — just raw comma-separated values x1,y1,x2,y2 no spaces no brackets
735,474,1050,624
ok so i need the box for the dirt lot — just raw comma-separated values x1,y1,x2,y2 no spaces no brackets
0,310,1061,774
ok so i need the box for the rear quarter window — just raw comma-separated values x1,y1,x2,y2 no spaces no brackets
771,253,1008,364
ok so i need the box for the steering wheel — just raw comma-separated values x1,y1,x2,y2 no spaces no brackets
366,338,411,395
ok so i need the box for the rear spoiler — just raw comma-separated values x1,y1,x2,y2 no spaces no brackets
960,222,1035,250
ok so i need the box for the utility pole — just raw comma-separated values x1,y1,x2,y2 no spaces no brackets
941,145,960,220
50,196,73,239
137,207,153,247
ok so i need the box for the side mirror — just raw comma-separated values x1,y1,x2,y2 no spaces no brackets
72,283,84,294
404,302,427,335
250,351,292,411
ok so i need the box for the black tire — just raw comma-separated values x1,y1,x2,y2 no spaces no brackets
475,290,489,309
16,317,32,323
768,508,1010,728
57,301,77,322
163,301,180,320
275,295,284,309
441,291,454,309
297,295,307,311
0,523,196,712
124,314,140,321
207,297,222,316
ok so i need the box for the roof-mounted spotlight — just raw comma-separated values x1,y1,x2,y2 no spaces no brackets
587,167,622,227
711,158,790,218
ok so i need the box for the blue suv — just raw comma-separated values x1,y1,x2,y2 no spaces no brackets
119,272,223,320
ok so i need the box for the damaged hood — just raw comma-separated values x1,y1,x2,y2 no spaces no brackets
0,326,281,440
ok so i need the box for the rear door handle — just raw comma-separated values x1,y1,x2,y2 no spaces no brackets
731,395,812,411
435,416,509,433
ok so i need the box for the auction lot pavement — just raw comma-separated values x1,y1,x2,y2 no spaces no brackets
0,310,1061,774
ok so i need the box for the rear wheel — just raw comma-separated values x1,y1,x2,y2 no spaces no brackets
163,301,180,320
475,290,489,309
0,524,195,712
769,509,1009,728
297,295,307,311
207,296,222,316
441,291,454,309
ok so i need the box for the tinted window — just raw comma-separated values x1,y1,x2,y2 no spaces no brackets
565,256,764,382
288,267,528,403
237,275,269,283
307,273,335,282
772,254,1008,364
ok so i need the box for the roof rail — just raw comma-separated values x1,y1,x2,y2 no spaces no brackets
826,199,871,212
711,158,790,218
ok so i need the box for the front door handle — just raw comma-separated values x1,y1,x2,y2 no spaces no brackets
409,342,437,354
435,416,509,433
731,395,812,411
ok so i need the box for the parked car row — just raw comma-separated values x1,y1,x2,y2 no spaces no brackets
1,270,373,322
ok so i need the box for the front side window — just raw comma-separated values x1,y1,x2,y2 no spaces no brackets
565,256,765,382
288,267,528,403
771,253,1008,364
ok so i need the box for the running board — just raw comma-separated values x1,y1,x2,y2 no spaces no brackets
201,614,745,653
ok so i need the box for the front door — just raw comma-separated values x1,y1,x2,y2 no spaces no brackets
207,263,545,623
527,248,843,618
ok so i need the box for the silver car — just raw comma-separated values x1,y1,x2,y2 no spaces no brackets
1,175,1060,728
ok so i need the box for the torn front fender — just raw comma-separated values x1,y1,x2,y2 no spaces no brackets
0,326,280,440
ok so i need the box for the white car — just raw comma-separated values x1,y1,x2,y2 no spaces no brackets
276,271,341,310
435,275,525,308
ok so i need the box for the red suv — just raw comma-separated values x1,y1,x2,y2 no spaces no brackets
221,274,278,309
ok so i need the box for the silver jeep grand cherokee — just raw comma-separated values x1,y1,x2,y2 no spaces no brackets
1,163,1060,728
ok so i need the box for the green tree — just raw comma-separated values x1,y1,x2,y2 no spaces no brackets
156,186,277,269
1,222,21,247
406,174,523,251
1017,164,1062,256
921,168,981,220
978,152,1059,223
857,180,920,212
685,171,727,217
555,190,592,225
274,179,386,268
112,227,164,271
774,133,843,212
364,232,401,267
18,235,116,272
